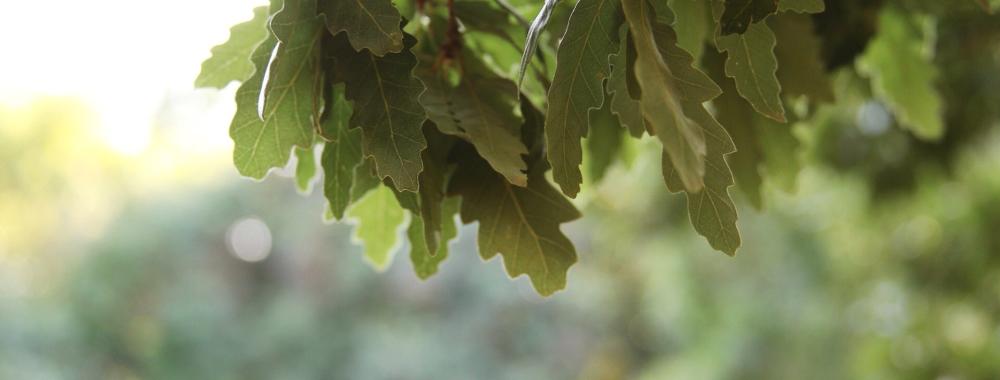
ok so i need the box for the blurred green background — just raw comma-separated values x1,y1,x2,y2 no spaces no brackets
2,1,1000,379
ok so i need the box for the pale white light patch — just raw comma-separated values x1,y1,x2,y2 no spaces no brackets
226,217,273,262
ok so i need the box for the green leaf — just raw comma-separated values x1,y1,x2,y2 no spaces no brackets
586,88,625,183
321,0,404,56
390,125,456,256
662,104,741,256
707,48,799,209
777,0,824,13
715,20,787,122
449,147,581,296
294,145,317,193
320,85,364,220
332,32,429,191
348,184,407,270
196,6,270,89
544,0,623,198
608,27,646,138
770,13,834,103
419,54,528,187
621,0,708,192
720,0,778,35
230,4,323,179
858,8,944,141
668,0,711,61
408,197,461,280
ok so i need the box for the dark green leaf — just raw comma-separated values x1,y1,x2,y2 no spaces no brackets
449,146,581,296
321,0,404,56
419,54,528,187
545,0,623,198
321,85,364,220
720,0,778,35
332,32,428,191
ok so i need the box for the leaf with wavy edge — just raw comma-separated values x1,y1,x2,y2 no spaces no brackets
449,147,580,296
544,0,623,198
332,32,428,191
321,0,404,56
419,53,528,187
622,0,709,192
230,3,323,179
196,6,270,89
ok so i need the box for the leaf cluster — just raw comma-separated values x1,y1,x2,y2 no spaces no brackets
197,0,988,295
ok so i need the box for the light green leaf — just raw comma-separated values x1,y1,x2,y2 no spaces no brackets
196,6,270,89
544,0,623,198
720,0,778,35
770,13,834,103
321,0,404,56
409,197,461,280
321,85,364,220
858,8,944,140
621,0,707,192
715,21,787,122
420,54,528,187
777,0,824,13
333,32,428,191
294,145,317,193
449,151,581,296
348,184,407,270
230,4,323,179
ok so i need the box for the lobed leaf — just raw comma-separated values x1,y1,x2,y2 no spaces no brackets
321,0,404,56
196,6,270,89
230,2,323,179
545,0,623,198
621,0,707,192
331,32,428,191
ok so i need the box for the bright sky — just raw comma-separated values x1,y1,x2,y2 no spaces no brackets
0,0,268,155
